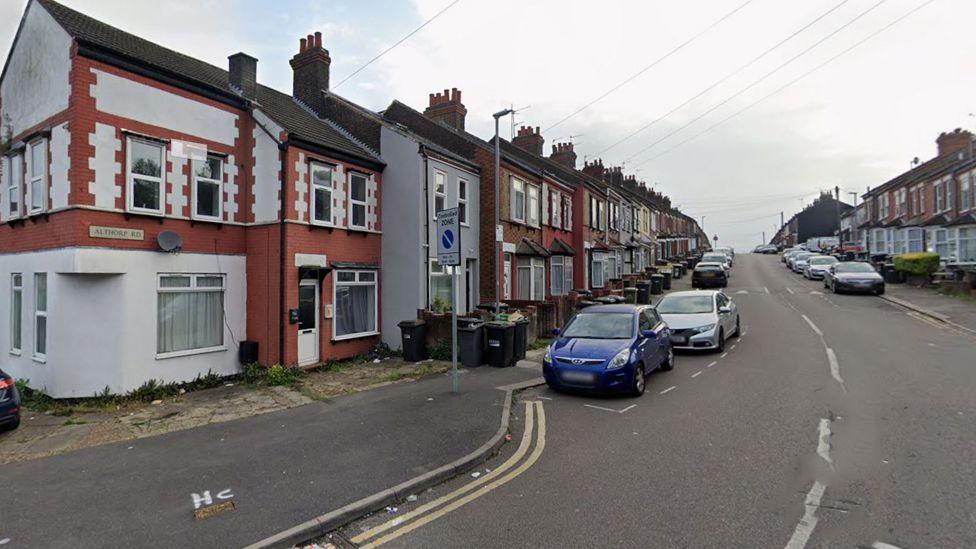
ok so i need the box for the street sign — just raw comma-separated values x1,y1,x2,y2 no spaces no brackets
437,207,461,267
713,235,719,242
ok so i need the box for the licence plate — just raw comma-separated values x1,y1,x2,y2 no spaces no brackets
702,272,715,278
561,371,595,384
671,336,687,344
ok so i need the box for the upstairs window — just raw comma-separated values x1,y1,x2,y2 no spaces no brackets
193,155,223,221
434,171,446,216
511,177,526,222
961,173,973,212
349,172,368,229
562,196,572,230
458,178,468,224
527,185,539,226
28,140,47,214
127,138,165,214
310,162,333,225
935,181,946,213
6,153,22,218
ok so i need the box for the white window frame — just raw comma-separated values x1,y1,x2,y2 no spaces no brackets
33,273,47,362
550,256,574,296
957,227,976,264
192,155,223,222
434,170,447,218
310,161,334,226
591,252,606,288
551,190,561,228
511,176,525,223
333,270,379,341
871,228,886,254
10,273,22,355
428,259,452,309
906,228,923,253
527,185,540,227
610,203,618,230
27,139,47,215
935,180,946,213
457,178,469,225
156,274,226,358
348,171,368,230
6,152,23,219
126,137,165,215
562,196,572,231
962,173,973,212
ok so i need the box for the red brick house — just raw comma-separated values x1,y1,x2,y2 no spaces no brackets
0,0,384,396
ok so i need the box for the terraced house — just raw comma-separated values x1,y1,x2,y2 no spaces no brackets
0,0,385,396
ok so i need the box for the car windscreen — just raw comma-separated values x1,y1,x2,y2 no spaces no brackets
795,253,813,261
702,254,727,262
656,296,715,314
808,257,837,265
696,264,723,271
835,263,876,273
561,313,634,339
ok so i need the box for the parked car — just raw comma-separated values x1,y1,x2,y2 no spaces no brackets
543,305,675,396
823,262,885,295
804,255,839,280
713,247,734,266
0,369,21,431
692,262,729,288
756,245,778,254
701,252,732,271
783,248,803,265
656,290,740,352
791,252,817,273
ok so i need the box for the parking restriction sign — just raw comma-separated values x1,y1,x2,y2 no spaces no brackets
436,208,461,267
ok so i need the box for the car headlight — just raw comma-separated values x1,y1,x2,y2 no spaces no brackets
693,323,716,334
544,346,552,363
606,348,631,370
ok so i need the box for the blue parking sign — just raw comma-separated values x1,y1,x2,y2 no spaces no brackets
436,208,461,266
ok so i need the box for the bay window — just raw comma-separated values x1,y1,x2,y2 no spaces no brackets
434,171,446,216
511,177,526,222
871,228,886,254
334,270,378,339
429,260,452,309
458,179,468,224
959,228,976,263
157,274,225,356
591,252,606,288
906,228,923,253
349,172,368,229
550,256,573,296
127,137,165,214
934,228,954,260
527,185,539,226
193,155,223,221
28,140,47,214
310,162,333,225
7,153,22,218
34,273,47,360
10,274,22,354
516,257,544,300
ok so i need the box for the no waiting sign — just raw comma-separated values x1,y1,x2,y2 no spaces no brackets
436,207,461,267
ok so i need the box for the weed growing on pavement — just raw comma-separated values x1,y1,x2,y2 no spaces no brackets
428,339,452,361
528,337,553,351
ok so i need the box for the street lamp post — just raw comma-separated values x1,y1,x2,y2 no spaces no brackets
492,108,514,315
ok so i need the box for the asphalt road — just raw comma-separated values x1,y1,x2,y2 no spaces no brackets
339,254,976,548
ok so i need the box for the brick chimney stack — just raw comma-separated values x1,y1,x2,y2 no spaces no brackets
550,142,577,168
423,88,467,130
290,31,331,111
606,166,624,185
582,158,604,179
512,126,544,156
228,52,258,99
936,128,974,157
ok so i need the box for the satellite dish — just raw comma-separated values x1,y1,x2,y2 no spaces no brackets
157,231,183,253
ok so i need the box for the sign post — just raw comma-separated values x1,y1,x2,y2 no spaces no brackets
436,208,461,393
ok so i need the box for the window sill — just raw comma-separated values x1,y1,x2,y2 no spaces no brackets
9,349,22,357
32,355,46,364
332,330,380,342
155,345,227,360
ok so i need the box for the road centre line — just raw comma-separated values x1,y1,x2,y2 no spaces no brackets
351,402,538,545
721,352,728,358
691,371,702,378
660,386,676,395
730,344,736,350
361,402,547,548
825,347,845,391
764,286,770,294
801,314,823,336
784,481,827,549
872,542,904,549
707,361,717,368
817,418,834,470
786,287,795,294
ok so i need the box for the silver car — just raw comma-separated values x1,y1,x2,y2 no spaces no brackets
792,252,816,273
804,255,838,279
656,290,741,352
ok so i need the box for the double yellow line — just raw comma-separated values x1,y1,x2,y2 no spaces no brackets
351,400,546,547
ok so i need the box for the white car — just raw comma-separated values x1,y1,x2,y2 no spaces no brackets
701,252,732,271
792,252,817,273
804,255,838,279
656,290,740,352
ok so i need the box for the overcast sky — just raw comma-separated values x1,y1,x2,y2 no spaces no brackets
2,0,973,249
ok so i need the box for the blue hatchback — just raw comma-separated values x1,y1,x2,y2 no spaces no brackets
543,304,675,396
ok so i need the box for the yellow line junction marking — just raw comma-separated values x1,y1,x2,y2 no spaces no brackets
352,400,547,547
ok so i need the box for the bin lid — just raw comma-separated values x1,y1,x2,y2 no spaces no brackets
486,320,515,327
398,319,425,327
650,274,664,279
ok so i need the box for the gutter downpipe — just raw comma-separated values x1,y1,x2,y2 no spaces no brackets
278,141,288,367
420,143,431,308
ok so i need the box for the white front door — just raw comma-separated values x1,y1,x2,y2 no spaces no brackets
297,279,319,366
503,253,512,300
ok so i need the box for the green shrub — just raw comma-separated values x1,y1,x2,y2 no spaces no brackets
266,364,300,386
893,252,940,277
243,362,265,384
427,339,452,361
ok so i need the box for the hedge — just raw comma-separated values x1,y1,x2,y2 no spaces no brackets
893,252,940,276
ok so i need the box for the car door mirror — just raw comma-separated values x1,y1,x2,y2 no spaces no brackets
552,328,560,337
829,266,836,274
718,306,731,315
641,329,657,339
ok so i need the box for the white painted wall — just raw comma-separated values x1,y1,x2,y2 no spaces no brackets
90,69,239,147
252,112,281,223
0,3,72,137
0,247,246,398
50,122,70,208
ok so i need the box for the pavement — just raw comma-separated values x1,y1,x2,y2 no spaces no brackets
881,281,976,334
334,254,976,549
0,364,542,548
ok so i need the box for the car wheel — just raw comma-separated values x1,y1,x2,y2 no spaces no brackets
4,416,20,431
660,346,675,371
630,363,646,396
716,329,725,353
876,286,885,296
732,316,741,338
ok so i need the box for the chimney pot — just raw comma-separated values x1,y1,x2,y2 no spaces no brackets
300,37,307,52
314,31,322,48
422,87,467,130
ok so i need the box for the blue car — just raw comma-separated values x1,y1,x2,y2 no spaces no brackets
543,304,675,396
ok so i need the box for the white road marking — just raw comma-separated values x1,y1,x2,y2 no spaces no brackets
801,314,823,336
784,481,827,549
730,344,736,350
764,286,770,294
721,352,728,358
825,347,845,391
660,386,676,395
706,361,717,368
537,396,553,400
691,371,702,378
872,542,904,549
736,290,748,294
618,404,637,414
583,403,637,414
786,287,795,294
810,290,823,296
817,418,834,470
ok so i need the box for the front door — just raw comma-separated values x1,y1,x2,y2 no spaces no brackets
297,279,319,366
